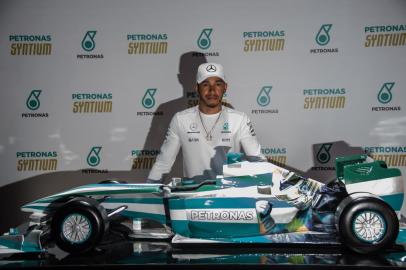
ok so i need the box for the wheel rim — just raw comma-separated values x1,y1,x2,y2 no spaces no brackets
61,213,92,244
352,210,386,243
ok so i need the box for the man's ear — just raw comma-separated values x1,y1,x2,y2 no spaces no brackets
195,83,200,97
224,83,228,92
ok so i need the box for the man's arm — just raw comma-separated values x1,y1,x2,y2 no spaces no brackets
147,115,181,182
239,114,266,161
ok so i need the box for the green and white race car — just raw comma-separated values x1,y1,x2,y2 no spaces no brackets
0,154,403,255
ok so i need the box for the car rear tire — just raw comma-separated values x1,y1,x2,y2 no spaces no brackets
338,197,398,254
51,197,108,254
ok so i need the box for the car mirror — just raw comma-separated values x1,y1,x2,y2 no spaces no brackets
170,178,182,187
257,185,272,195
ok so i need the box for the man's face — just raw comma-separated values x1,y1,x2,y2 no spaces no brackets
196,76,227,108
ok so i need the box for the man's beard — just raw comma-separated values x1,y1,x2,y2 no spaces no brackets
202,95,223,108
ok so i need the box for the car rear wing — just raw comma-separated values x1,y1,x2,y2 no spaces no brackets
335,154,404,212
335,154,401,184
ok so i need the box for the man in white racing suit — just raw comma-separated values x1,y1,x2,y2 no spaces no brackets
148,63,265,183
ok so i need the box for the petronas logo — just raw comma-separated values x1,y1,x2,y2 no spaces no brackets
87,146,102,167
377,82,395,104
257,86,272,107
197,28,213,50
316,24,332,46
142,88,157,109
316,143,333,164
26,90,42,110
82,31,97,52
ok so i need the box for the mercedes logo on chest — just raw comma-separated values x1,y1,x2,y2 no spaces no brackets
190,122,198,131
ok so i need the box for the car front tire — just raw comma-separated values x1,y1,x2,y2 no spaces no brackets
51,197,108,254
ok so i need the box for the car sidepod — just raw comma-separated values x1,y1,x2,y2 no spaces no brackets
167,171,332,243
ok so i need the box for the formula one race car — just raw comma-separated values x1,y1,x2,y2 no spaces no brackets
0,154,404,256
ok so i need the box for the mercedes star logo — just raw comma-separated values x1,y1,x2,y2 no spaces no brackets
206,64,216,72
190,122,198,131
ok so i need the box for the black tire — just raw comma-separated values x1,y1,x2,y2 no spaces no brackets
338,197,399,254
51,197,109,254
